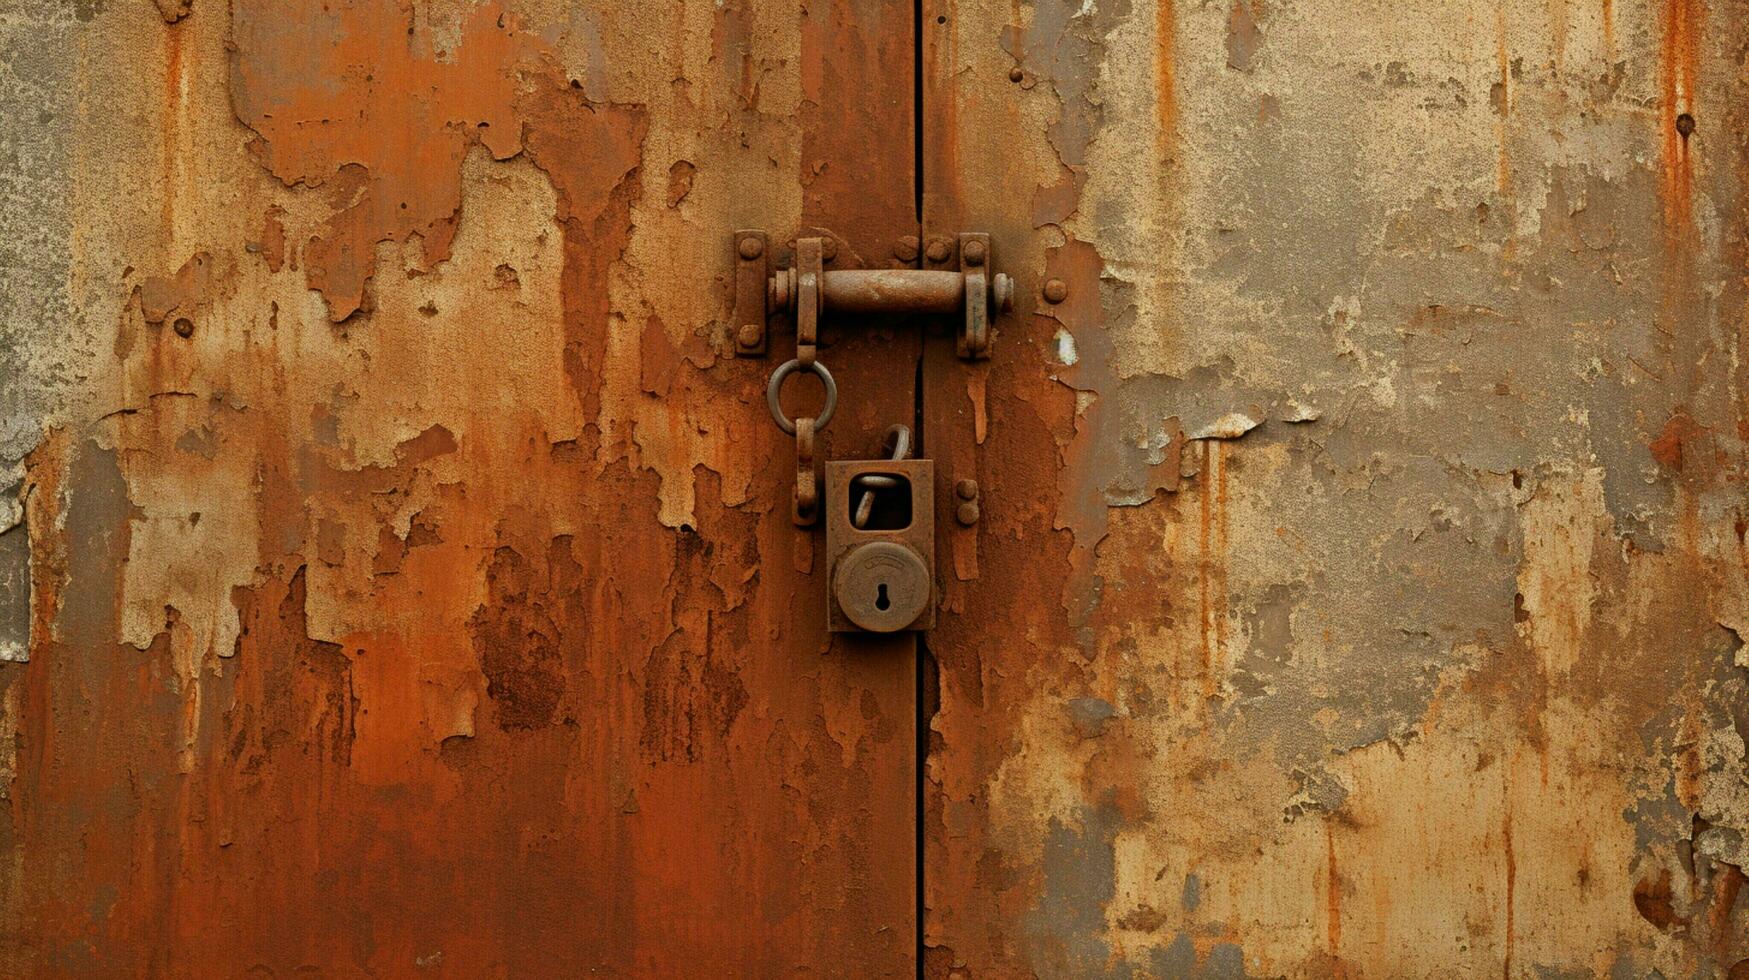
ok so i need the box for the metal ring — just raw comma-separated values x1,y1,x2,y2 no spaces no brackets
766,358,837,435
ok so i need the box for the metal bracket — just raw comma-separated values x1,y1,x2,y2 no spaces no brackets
735,232,1011,359
959,232,991,359
733,230,769,355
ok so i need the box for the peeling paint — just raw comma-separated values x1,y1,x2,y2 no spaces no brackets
2,0,917,973
926,0,1749,974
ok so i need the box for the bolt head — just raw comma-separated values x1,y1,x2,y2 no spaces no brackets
738,236,764,260
955,501,981,526
962,239,987,266
925,237,953,263
1043,278,1069,304
737,323,763,348
894,236,921,262
955,479,979,500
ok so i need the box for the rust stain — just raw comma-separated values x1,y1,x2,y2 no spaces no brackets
1493,7,1513,202
1324,819,1343,970
161,20,184,243
1225,0,1261,72
136,251,214,325
1155,0,1177,165
1197,440,1229,699
1635,866,1681,931
1658,0,1701,240
1649,410,1706,471
1503,792,1516,977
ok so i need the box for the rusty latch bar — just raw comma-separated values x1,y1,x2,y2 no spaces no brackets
734,233,1012,359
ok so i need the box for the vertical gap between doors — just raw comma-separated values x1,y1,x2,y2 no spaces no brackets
912,0,927,974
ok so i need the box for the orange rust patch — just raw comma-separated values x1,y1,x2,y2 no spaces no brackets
1649,411,1706,471
230,2,641,321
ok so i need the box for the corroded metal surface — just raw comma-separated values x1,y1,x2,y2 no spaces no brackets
925,0,1749,976
0,1,916,973
6,0,1749,976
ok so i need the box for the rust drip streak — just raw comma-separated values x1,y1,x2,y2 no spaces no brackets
1658,0,1700,239
1324,820,1342,970
1494,7,1511,199
1155,0,1176,165
1214,441,1228,684
1199,441,1213,694
162,24,184,247
1502,785,1516,978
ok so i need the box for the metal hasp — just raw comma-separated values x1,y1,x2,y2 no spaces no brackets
826,457,936,632
735,232,1013,360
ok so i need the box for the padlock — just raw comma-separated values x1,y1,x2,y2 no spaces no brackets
826,457,935,632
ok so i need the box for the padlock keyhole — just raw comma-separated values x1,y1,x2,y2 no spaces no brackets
875,583,891,611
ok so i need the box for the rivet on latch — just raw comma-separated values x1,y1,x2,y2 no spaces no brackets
962,240,987,266
1043,278,1068,304
737,323,763,349
954,478,981,526
925,237,953,264
821,239,839,262
738,236,764,260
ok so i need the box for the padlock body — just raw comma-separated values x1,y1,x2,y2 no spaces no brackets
826,458,935,632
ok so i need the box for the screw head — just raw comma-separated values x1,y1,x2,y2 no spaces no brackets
925,237,953,263
1043,278,1069,304
738,236,764,260
1008,67,1025,83
962,239,987,266
893,236,920,262
955,501,981,526
955,479,979,500
737,323,762,348
172,316,195,338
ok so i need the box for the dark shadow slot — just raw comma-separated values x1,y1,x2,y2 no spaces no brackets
849,474,913,530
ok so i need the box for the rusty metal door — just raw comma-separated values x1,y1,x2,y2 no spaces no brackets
919,0,1749,977
0,1,920,974
5,1,1749,978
